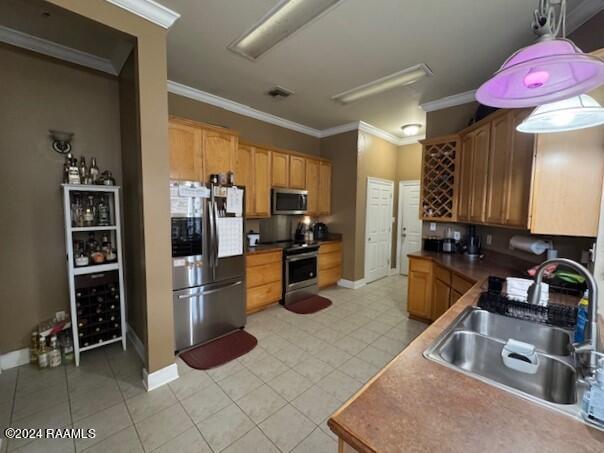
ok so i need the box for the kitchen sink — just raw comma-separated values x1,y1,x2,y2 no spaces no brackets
424,306,589,419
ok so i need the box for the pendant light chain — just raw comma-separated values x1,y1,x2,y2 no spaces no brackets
533,0,566,39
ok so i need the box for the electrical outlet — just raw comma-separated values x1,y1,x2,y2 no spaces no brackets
453,231,461,241
430,222,437,231
486,234,492,246
55,310,66,321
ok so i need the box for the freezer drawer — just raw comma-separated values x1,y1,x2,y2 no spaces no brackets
173,278,245,351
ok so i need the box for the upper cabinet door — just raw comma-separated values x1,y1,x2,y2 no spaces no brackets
457,134,474,222
305,159,320,215
318,161,332,215
503,110,534,228
289,155,306,189
271,151,289,188
169,120,203,181
485,113,511,225
253,148,271,218
235,144,254,217
202,128,237,183
468,124,490,224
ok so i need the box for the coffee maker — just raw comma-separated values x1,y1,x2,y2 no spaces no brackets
466,225,481,258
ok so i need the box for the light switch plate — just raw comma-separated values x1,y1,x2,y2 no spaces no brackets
430,222,437,231
486,234,492,245
55,311,66,321
453,231,461,241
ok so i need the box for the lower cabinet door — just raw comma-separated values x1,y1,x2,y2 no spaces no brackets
450,289,463,306
407,270,432,320
432,278,451,321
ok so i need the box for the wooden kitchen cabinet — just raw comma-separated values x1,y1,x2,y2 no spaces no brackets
457,134,473,222
271,151,289,187
306,159,320,215
318,161,332,215
169,120,203,181
468,124,490,223
236,144,272,218
407,258,433,321
253,147,271,218
484,113,510,224
202,127,237,182
318,241,342,288
289,155,306,189
246,250,282,313
432,277,451,321
235,144,254,217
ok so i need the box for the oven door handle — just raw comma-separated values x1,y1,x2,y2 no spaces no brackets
286,252,318,262
177,280,243,300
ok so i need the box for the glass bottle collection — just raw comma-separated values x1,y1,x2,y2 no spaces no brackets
70,193,112,227
63,153,115,186
74,232,117,267
30,329,74,369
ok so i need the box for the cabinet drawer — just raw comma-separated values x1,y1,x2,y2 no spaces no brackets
319,242,341,254
246,262,281,288
451,274,475,294
247,282,281,311
319,266,341,289
409,258,432,274
434,265,451,285
318,251,341,270
246,250,282,267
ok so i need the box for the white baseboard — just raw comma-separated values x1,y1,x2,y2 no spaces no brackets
338,278,367,289
127,324,146,364
143,363,179,391
1,347,30,371
389,268,399,276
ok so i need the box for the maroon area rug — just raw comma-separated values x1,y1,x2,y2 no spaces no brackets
179,330,257,370
285,295,332,314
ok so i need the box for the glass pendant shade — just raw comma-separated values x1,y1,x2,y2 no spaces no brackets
516,94,604,133
476,39,604,108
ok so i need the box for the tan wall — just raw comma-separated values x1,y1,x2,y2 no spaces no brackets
319,131,358,281
397,143,422,181
168,93,321,155
355,132,399,280
0,44,122,352
49,0,174,373
425,102,478,138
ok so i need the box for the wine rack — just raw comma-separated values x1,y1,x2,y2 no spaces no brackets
420,135,460,221
62,185,126,365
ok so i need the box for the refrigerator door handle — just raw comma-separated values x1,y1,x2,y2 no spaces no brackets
177,280,243,300
207,197,215,270
213,201,219,268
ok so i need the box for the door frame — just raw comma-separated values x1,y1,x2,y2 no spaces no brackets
364,177,394,284
396,180,421,275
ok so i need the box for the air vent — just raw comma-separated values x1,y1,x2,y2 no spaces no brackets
267,86,294,99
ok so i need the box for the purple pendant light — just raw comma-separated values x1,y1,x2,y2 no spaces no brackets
476,0,604,108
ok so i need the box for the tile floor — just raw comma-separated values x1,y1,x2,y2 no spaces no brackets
0,276,426,453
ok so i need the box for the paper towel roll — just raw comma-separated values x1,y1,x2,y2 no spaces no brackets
509,236,549,255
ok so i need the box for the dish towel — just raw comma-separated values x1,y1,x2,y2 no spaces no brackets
506,277,549,306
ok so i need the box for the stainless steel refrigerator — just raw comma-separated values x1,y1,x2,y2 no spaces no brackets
170,180,246,352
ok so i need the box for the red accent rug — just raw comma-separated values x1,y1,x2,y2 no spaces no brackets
285,295,332,314
179,330,257,370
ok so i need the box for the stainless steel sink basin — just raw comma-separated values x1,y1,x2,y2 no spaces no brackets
424,306,588,420
457,309,573,356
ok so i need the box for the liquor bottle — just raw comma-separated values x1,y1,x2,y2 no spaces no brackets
29,331,39,364
79,156,87,184
97,196,110,226
37,335,49,369
61,336,74,364
89,157,100,184
48,335,62,368
68,157,81,184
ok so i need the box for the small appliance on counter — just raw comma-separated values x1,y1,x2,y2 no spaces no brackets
442,227,455,254
247,231,260,247
466,225,481,259
423,237,443,252
295,218,314,242
313,222,328,240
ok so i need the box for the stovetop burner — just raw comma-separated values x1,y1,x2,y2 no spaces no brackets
259,240,320,254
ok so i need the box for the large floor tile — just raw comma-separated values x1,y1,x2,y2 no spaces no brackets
205,360,244,382
314,345,351,368
125,385,176,423
292,427,337,453
12,437,75,453
12,382,68,422
135,403,193,452
338,357,380,384
291,386,341,424
317,370,362,403
243,356,288,383
0,369,18,404
69,380,123,422
152,426,211,453
266,369,313,402
73,402,132,451
115,371,146,400
293,357,333,383
15,368,66,396
169,370,213,401
217,369,263,401
8,403,71,451
197,403,254,453
236,385,286,424
222,427,279,453
258,404,316,453
83,426,143,453
371,335,405,356
180,382,231,423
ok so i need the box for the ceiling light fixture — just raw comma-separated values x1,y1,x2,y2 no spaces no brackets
401,124,423,136
228,0,343,60
476,0,604,108
331,64,433,105
517,94,604,133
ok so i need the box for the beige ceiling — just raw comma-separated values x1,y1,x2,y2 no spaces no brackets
162,0,587,137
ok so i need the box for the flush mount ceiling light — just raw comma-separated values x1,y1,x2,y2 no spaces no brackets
401,123,423,136
517,94,604,133
228,0,344,60
476,0,604,108
332,64,433,105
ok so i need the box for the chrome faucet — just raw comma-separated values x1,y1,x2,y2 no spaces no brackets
528,258,599,354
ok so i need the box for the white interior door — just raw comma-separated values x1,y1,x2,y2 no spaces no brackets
365,178,394,284
398,181,422,275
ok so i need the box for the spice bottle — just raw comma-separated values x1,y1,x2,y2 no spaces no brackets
48,335,62,368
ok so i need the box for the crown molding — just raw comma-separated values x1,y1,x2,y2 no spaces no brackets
105,0,180,29
358,121,406,145
168,80,323,137
566,0,604,35
419,90,477,112
319,121,361,138
397,134,425,145
0,25,117,75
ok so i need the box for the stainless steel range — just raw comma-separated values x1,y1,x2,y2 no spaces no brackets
282,242,319,306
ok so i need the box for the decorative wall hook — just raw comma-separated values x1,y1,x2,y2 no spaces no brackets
49,130,74,154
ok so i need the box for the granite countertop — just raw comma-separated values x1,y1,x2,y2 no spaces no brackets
328,251,604,452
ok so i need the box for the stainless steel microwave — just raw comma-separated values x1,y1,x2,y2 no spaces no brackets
272,188,308,215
